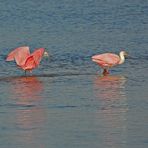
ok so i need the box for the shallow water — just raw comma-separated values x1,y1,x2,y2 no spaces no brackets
0,0,148,148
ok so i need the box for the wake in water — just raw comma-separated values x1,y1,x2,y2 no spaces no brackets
0,72,95,82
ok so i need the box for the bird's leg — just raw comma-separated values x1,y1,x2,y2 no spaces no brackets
102,69,109,76
25,70,26,77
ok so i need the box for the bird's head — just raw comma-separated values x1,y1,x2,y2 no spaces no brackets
43,51,49,57
120,51,128,58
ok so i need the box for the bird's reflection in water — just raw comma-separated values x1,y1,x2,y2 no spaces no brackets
10,76,47,148
93,75,128,148
11,76,43,103
94,75,127,101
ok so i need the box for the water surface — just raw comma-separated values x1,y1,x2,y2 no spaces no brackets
0,0,148,148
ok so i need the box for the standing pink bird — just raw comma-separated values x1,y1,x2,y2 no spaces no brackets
92,51,127,75
6,46,48,74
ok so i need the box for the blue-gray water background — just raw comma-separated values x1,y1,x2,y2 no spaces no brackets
0,0,148,148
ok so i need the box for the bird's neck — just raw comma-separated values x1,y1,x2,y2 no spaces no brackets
118,52,125,64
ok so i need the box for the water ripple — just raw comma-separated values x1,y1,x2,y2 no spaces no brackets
0,103,36,109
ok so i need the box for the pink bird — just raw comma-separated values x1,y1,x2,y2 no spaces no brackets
92,51,127,75
6,46,48,74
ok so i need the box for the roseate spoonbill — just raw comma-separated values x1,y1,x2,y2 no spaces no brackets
92,51,127,75
6,46,49,74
